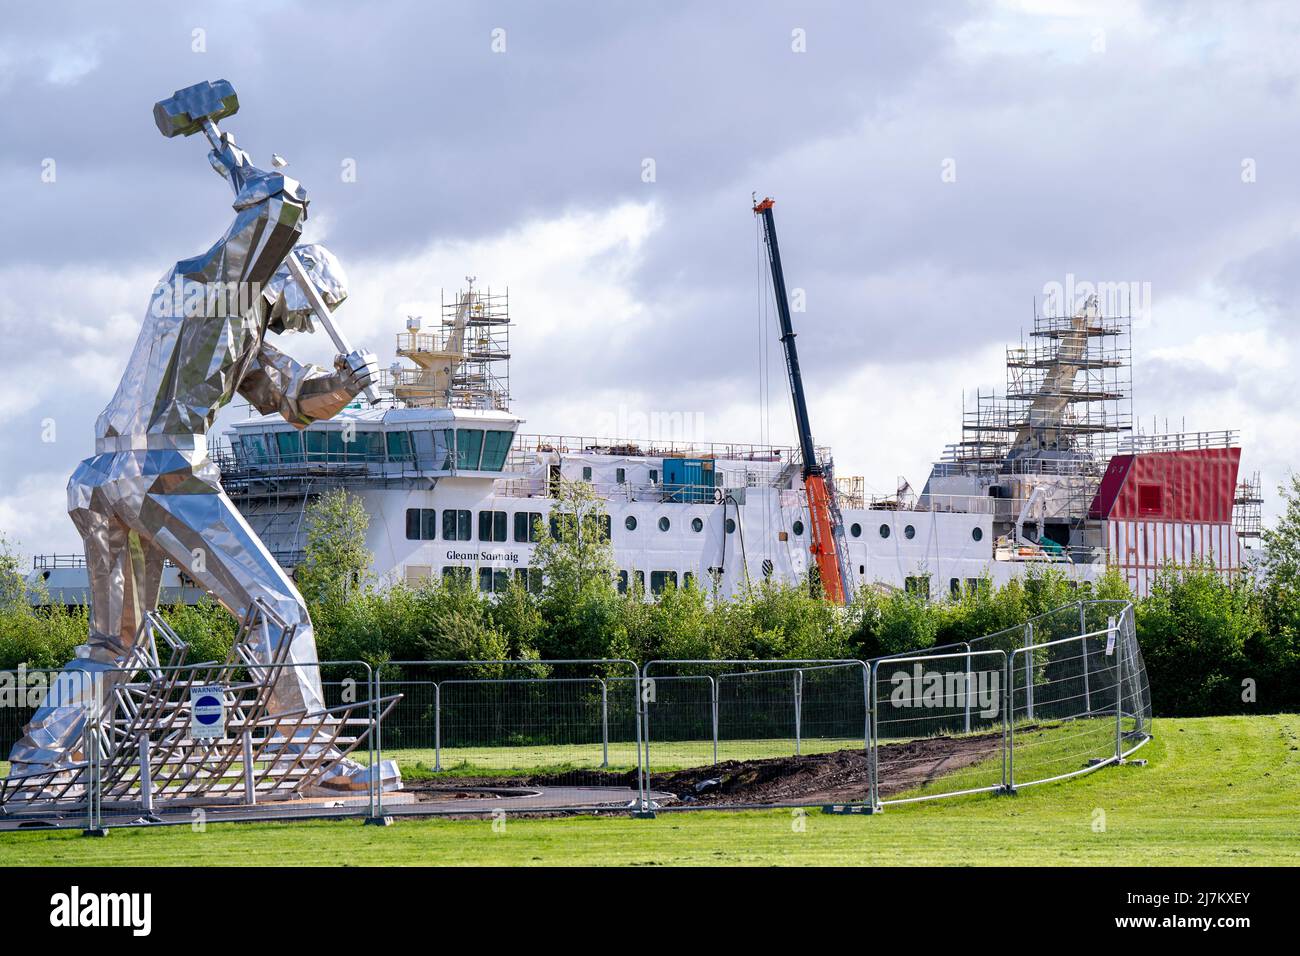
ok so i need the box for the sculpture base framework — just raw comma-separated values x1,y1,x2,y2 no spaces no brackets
0,601,401,821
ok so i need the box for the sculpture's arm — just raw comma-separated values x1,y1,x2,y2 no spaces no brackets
199,132,309,290
237,341,377,429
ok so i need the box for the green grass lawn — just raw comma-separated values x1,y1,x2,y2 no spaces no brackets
0,714,1295,866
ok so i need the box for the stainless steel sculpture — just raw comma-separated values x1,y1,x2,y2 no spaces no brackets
6,79,398,798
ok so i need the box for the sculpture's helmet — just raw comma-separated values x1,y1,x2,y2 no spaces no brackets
263,242,348,333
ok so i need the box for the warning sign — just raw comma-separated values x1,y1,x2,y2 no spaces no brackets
190,685,226,740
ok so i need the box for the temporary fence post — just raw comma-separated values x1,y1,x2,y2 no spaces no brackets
599,677,609,769
138,736,153,814
963,643,972,734
434,681,442,772
1080,602,1092,716
368,668,378,819
241,729,255,806
869,661,880,810
373,665,386,821
1024,622,1034,721
633,665,653,817
81,697,105,836
709,675,719,766
1006,650,1016,793
1113,616,1123,761
794,669,803,756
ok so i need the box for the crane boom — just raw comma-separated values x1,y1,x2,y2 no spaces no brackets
753,196,846,604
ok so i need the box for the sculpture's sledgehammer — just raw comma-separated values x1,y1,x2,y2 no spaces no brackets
152,79,380,405
154,79,239,138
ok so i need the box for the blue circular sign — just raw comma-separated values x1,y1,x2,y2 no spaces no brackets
194,694,222,725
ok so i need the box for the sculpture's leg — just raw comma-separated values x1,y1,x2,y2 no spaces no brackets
6,461,164,772
70,476,165,660
120,465,326,717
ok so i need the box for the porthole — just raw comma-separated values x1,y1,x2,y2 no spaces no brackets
792,519,804,536
972,526,983,542
904,525,916,540
725,518,737,534
658,516,671,532
625,516,638,532
691,517,704,533
850,522,862,538
878,524,890,539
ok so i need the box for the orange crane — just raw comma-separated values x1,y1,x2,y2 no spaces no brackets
753,197,847,603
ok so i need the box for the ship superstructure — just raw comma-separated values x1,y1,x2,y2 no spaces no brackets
29,283,1257,605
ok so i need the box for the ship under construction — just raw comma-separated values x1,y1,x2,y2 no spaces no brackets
29,200,1261,605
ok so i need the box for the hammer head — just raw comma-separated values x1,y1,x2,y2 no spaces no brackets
153,79,239,138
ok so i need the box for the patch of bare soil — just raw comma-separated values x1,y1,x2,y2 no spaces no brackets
402,730,1004,806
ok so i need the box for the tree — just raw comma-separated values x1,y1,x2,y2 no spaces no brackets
530,479,616,603
529,479,618,658
1257,474,1300,707
0,534,30,614
295,488,372,605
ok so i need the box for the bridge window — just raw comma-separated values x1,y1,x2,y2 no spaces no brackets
387,431,413,463
480,430,513,471
650,570,678,594
276,431,302,462
442,566,471,585
514,567,543,593
442,509,471,541
405,508,438,541
479,510,507,542
479,567,511,593
455,428,484,469
514,511,543,543
904,575,930,599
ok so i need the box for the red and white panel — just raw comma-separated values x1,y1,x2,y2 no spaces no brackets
1106,519,1241,597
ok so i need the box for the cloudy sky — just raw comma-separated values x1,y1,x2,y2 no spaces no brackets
1,0,1297,559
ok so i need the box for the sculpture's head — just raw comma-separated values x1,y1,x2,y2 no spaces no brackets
263,242,348,333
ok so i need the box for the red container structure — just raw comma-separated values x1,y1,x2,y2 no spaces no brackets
1088,447,1242,596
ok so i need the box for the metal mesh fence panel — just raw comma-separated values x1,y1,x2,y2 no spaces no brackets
870,649,1007,805
1009,626,1123,789
641,660,869,809
375,660,643,816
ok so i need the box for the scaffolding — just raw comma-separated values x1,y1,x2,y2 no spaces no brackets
943,297,1133,478
1234,470,1263,547
376,282,511,410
